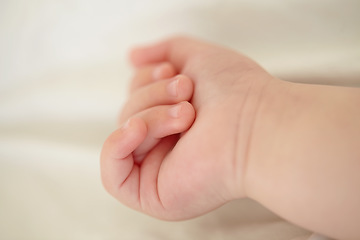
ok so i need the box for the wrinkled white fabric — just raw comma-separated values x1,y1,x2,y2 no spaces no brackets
1,0,359,239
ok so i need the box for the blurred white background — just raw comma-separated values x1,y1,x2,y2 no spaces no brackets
0,0,359,239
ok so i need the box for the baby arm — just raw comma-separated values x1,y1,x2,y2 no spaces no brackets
246,82,360,240
131,36,360,239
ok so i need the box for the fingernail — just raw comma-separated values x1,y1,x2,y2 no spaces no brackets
167,78,179,97
122,119,131,129
168,104,182,118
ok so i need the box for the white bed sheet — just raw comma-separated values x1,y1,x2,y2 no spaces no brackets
1,0,359,239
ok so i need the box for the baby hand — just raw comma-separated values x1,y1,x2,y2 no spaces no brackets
127,36,279,219
103,36,280,221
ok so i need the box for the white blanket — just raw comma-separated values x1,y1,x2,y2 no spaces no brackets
1,0,359,239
